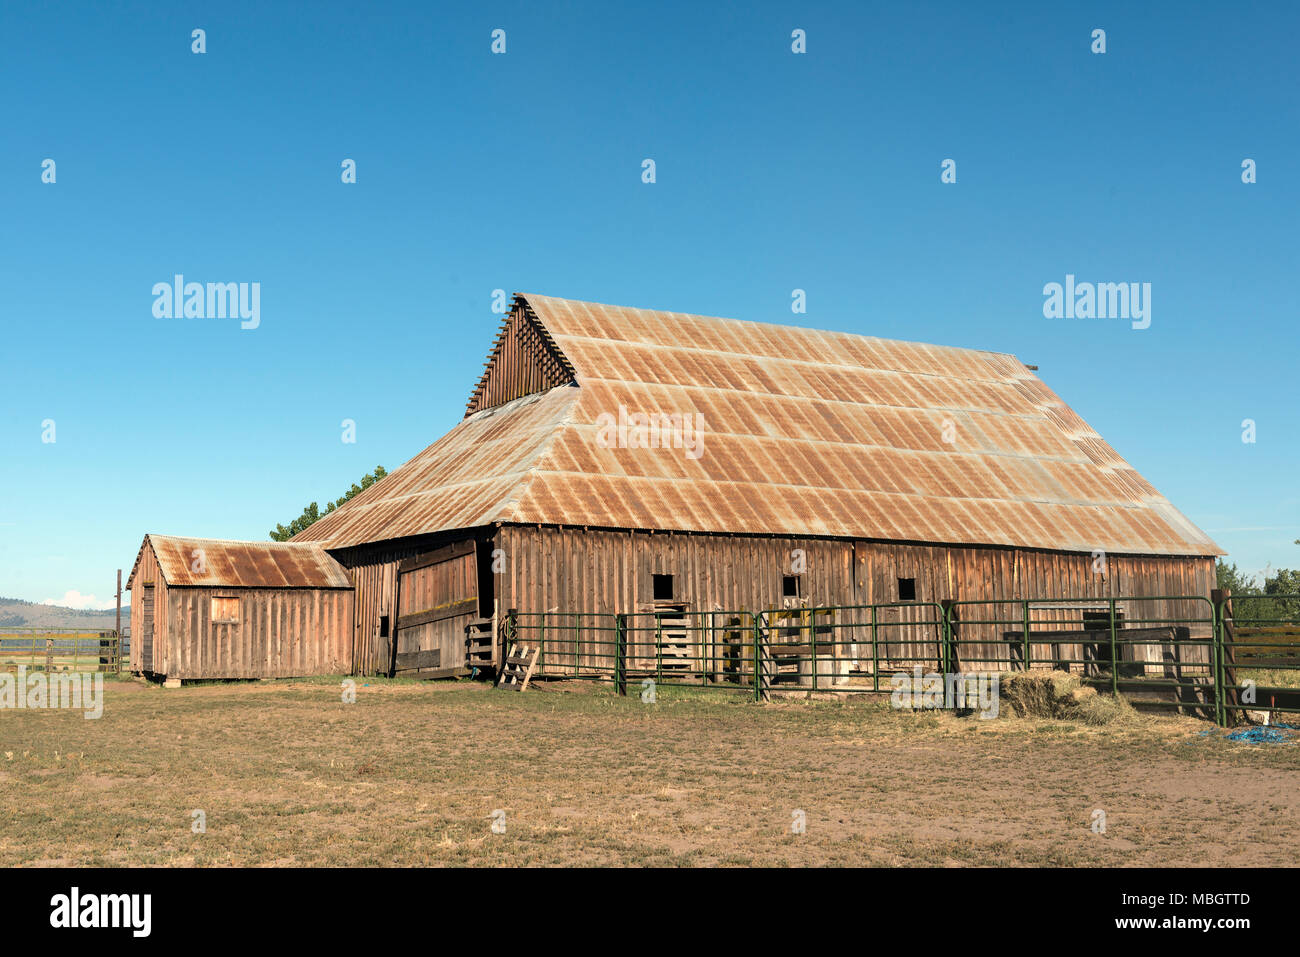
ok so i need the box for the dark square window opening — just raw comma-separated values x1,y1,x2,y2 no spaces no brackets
1081,610,1123,630
652,574,674,601
897,577,917,601
1080,610,1125,677
782,575,801,598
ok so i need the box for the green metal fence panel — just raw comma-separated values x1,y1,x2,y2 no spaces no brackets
941,596,1218,719
492,595,1300,727
1218,593,1300,724
511,609,761,695
746,602,945,695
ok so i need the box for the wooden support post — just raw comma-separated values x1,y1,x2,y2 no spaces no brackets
1021,600,1032,672
115,568,122,672
505,608,517,666
1109,597,1119,694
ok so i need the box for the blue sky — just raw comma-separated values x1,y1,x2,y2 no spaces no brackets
2,0,1296,607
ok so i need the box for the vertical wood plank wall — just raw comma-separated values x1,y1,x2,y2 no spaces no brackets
496,526,1214,613
330,540,469,676
128,543,167,675
466,301,572,415
163,587,354,680
396,551,477,618
493,525,1217,673
392,545,479,673
130,526,1216,680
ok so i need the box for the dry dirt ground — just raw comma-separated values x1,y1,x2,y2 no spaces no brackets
0,676,1296,866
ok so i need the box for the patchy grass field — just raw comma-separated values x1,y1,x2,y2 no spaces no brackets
0,676,1297,866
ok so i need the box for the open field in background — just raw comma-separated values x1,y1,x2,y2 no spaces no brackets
1231,629,1300,689
0,677,1297,867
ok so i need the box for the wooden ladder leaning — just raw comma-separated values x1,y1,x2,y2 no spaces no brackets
496,642,540,692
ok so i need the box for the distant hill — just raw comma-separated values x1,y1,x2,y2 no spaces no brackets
0,597,129,632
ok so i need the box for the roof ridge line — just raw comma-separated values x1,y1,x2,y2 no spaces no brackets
521,293,1025,361
148,533,327,547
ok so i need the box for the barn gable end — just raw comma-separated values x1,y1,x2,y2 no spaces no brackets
465,296,576,416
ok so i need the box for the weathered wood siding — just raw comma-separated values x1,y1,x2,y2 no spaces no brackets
465,299,574,415
162,587,353,680
392,540,479,675
496,526,1216,614
128,542,167,674
493,525,1216,675
329,532,489,676
339,550,407,676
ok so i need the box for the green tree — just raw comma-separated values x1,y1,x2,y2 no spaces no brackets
1216,559,1260,596
270,466,387,541
1262,567,1300,621
1217,560,1300,624
1265,568,1300,595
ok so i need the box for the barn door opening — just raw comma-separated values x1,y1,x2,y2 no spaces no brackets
140,584,155,673
391,540,478,678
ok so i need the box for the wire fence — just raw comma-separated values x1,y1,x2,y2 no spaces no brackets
502,593,1300,726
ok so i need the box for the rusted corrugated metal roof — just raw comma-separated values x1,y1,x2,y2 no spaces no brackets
127,535,353,589
293,294,1221,557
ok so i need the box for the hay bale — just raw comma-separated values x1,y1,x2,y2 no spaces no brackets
999,670,1078,718
1067,687,1135,726
999,670,1134,725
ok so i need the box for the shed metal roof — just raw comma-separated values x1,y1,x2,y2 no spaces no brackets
127,535,353,589
293,294,1220,557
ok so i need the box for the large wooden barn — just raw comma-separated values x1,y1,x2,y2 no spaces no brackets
130,294,1221,682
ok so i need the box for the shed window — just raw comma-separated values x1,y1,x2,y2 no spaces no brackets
211,597,240,623
897,578,917,601
652,574,674,601
782,575,801,598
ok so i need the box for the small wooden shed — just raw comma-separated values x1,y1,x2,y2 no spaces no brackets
126,535,355,681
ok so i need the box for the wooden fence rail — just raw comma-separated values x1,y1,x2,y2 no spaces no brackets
0,630,122,674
